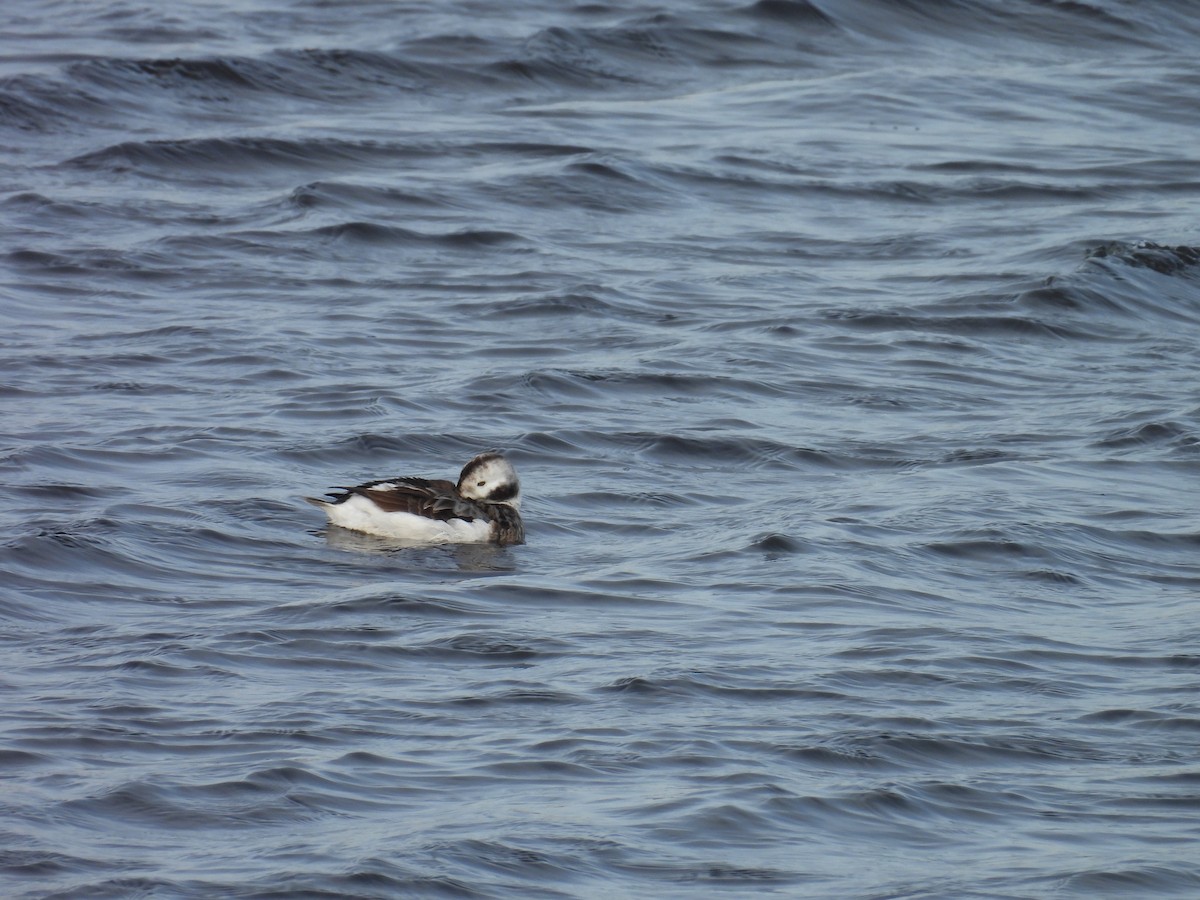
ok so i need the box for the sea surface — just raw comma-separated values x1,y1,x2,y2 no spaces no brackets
3,1,1200,897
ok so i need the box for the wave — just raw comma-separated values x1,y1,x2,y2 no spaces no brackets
63,135,428,176
1061,865,1200,895
1087,240,1200,275
820,239,1200,344
806,0,1184,51
68,50,447,103
310,222,524,248
603,670,844,703
8,0,1190,138
3,19,801,135
1019,241,1200,328
0,73,112,132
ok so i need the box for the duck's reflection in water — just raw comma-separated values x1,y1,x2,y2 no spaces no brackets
318,525,518,573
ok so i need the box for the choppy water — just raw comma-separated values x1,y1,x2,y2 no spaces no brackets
4,1,1200,897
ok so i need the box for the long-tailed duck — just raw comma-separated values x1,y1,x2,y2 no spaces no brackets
306,452,524,545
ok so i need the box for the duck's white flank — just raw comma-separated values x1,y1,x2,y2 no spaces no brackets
306,453,525,545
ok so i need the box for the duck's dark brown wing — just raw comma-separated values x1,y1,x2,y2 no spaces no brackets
330,477,484,522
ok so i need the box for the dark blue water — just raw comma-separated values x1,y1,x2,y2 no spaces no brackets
4,1,1200,897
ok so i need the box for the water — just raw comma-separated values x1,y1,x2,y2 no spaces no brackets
4,1,1200,896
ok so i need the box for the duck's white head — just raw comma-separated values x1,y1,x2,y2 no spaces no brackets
457,453,521,507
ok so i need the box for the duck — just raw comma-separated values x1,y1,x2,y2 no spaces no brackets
306,452,524,545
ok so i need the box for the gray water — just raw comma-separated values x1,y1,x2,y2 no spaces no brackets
4,1,1200,897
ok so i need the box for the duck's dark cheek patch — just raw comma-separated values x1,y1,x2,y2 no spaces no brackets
487,483,518,503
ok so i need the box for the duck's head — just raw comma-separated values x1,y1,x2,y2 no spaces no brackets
457,452,521,507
